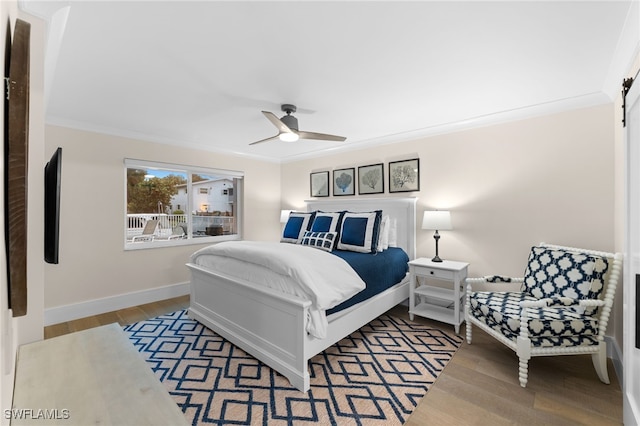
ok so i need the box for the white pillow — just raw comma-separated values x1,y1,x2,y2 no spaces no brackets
377,215,390,252
388,218,398,247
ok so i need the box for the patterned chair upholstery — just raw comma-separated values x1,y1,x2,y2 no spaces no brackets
465,243,622,387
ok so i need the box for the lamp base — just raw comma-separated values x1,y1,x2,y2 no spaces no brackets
432,230,443,262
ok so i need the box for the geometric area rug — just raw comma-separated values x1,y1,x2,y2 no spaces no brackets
124,310,462,426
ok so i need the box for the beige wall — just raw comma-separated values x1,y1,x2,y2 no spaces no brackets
48,104,616,311
45,105,615,307
44,125,281,310
282,104,616,284
283,103,621,345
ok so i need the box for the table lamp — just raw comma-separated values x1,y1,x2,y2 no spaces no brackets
422,210,452,262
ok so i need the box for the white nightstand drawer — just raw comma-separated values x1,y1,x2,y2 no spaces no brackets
412,265,454,280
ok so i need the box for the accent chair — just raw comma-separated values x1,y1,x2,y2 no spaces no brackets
465,243,622,387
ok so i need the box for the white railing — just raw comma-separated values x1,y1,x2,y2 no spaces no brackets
127,213,236,239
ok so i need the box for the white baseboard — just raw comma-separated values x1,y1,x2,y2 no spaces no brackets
44,282,190,326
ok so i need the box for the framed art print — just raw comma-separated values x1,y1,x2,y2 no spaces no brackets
333,168,355,196
358,163,384,194
310,171,330,197
389,158,420,192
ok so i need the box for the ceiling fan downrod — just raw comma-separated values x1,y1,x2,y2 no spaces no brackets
280,104,298,131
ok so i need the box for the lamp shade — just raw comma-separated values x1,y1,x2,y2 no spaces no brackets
422,210,452,230
280,210,292,223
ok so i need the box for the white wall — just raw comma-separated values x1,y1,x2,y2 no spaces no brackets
43,125,281,315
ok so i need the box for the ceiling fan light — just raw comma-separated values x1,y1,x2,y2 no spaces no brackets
279,132,299,142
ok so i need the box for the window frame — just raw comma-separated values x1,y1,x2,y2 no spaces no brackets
124,158,243,250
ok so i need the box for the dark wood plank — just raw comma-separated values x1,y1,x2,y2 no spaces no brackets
6,18,30,317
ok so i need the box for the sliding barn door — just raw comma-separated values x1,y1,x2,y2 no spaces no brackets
624,76,640,425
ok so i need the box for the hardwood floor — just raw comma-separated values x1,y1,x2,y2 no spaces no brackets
43,295,190,339
45,297,622,425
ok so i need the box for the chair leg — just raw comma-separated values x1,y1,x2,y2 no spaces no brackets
465,311,472,344
518,357,529,387
591,343,610,384
517,337,531,387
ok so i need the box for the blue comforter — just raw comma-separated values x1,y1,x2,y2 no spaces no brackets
327,247,409,315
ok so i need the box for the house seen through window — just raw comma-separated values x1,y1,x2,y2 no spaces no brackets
125,159,243,248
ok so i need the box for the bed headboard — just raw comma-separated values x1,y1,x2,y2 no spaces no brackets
305,197,417,260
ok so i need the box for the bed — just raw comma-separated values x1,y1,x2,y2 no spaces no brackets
186,197,417,392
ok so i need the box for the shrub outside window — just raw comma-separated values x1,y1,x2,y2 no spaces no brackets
125,159,243,249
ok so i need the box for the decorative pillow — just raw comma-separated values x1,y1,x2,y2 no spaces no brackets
337,210,382,253
388,218,398,247
310,211,344,249
521,246,598,301
310,211,343,233
376,214,390,252
281,211,315,244
300,231,337,252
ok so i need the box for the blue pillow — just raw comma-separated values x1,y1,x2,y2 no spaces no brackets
337,211,382,253
281,212,315,243
300,231,337,252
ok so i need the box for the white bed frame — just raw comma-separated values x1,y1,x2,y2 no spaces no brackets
187,197,417,392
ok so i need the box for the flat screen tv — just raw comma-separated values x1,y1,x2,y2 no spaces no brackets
44,147,62,264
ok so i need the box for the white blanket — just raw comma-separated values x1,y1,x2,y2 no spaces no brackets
190,241,366,338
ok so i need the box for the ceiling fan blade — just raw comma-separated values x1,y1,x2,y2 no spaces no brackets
249,134,280,145
262,111,293,134
297,131,346,142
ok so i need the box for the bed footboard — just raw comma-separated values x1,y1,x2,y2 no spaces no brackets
187,266,410,393
187,263,313,391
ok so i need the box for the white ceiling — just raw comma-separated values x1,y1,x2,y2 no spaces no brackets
22,1,637,163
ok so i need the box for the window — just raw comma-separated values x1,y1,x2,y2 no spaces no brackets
124,159,243,249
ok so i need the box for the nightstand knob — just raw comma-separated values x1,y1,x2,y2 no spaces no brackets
430,271,434,275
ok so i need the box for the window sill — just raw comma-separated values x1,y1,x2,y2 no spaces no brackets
124,234,240,251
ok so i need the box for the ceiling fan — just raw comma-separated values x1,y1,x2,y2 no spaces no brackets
250,104,347,145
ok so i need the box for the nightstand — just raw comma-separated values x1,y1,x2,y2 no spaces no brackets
408,258,469,334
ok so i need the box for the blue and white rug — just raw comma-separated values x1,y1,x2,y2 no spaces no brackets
124,310,461,425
